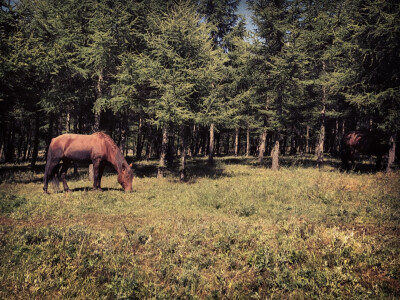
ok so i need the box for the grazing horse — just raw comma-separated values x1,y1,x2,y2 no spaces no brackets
341,130,389,171
43,132,133,193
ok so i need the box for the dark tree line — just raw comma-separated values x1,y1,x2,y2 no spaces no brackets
1,0,399,176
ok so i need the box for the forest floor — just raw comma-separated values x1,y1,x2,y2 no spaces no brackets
0,155,399,299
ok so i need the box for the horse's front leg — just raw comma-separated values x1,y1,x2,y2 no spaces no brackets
97,162,106,191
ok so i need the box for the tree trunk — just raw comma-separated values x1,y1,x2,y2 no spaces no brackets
224,133,229,155
333,119,339,155
208,123,215,164
305,125,310,154
282,130,287,156
93,72,103,132
317,62,327,169
206,127,210,156
30,113,40,168
258,96,271,163
271,132,280,170
246,123,250,157
23,132,31,161
4,125,15,163
78,108,83,134
189,124,195,157
167,124,175,166
17,128,24,162
234,127,239,156
316,121,325,170
191,124,198,157
157,126,168,178
290,125,296,155
90,118,100,180
258,129,267,164
136,117,143,160
27,137,32,162
216,131,221,156
119,126,126,153
93,112,101,132
198,130,205,156
0,130,4,161
386,133,396,173
90,72,103,178
66,109,71,133
180,125,187,181
145,124,153,160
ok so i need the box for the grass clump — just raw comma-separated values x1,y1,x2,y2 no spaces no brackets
0,156,399,298
0,192,27,214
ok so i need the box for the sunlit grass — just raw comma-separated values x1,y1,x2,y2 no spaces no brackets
1,156,399,298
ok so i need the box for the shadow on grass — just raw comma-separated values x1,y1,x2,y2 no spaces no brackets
0,163,46,184
69,187,123,192
0,155,395,185
132,163,158,178
131,158,227,180
254,155,387,173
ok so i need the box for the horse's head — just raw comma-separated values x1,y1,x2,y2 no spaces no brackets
118,163,134,192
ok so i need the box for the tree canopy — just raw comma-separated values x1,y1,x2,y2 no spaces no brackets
0,0,398,172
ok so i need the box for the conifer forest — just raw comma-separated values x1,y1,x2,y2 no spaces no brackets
1,1,400,298
1,0,399,172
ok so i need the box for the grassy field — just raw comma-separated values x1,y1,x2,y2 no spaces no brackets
0,156,399,299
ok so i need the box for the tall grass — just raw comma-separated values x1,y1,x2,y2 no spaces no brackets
1,156,399,298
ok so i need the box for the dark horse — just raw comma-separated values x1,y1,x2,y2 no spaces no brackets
341,130,389,171
43,132,133,193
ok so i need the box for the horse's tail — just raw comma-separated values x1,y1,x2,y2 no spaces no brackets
50,165,60,192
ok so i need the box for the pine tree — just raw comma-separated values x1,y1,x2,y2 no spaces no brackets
198,0,240,49
223,19,256,157
341,0,400,171
139,2,225,179
249,0,302,169
198,0,240,163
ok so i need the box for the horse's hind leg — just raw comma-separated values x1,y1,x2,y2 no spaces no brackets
60,159,71,192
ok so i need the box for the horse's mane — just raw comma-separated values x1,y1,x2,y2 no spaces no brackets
93,132,119,150
93,132,126,170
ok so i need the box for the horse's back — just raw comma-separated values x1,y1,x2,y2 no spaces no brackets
50,133,102,162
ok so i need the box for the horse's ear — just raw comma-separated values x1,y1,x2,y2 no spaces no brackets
122,164,126,172
129,163,133,168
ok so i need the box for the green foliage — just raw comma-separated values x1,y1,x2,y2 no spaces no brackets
341,0,400,131
138,1,226,128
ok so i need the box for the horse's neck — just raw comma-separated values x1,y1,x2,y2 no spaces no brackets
108,147,125,174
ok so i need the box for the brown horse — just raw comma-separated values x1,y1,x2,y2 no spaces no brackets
341,130,389,171
43,132,133,193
